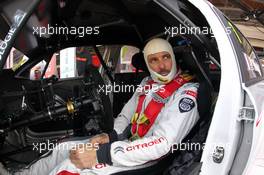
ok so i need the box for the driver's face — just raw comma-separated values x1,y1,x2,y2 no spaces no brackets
147,51,172,76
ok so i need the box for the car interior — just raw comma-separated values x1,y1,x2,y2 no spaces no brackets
111,37,217,175
0,0,222,174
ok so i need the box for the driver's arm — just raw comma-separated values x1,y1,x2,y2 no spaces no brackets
91,91,138,145
96,84,199,166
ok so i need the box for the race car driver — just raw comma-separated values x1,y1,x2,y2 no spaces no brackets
0,38,200,175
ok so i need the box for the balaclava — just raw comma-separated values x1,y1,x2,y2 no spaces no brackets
143,38,177,84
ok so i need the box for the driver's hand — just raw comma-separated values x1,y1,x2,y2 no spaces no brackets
89,133,109,145
70,144,97,169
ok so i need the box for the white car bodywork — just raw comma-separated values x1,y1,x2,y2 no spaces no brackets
188,0,264,175
242,83,264,175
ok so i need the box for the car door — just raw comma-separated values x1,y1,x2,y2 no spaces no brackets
206,4,264,175
225,18,264,175
181,0,263,174
241,66,264,175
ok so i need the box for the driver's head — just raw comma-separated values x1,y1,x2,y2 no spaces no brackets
143,38,177,84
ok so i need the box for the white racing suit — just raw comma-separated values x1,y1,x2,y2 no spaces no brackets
14,76,200,175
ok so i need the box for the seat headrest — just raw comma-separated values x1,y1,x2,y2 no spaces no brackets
174,46,208,82
131,52,149,72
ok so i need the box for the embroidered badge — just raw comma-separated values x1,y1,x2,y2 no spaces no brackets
179,97,195,113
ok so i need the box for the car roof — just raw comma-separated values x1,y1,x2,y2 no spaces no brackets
0,0,220,70
0,0,168,59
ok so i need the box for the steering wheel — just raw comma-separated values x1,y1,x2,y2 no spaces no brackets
84,65,114,133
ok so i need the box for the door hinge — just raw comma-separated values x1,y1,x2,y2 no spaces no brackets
213,146,225,163
238,107,254,122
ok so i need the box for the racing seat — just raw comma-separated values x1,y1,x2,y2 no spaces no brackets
131,52,149,73
113,53,149,118
112,45,213,175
